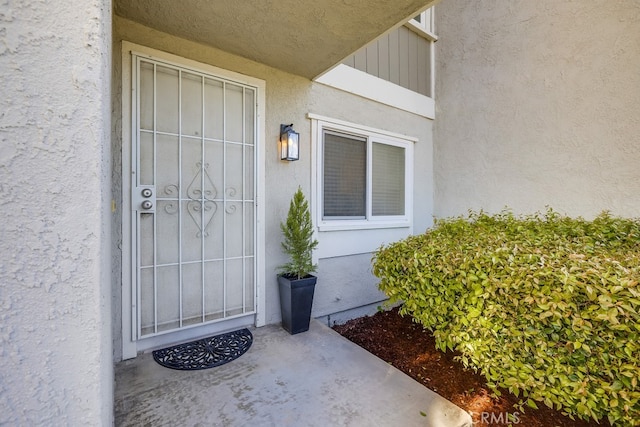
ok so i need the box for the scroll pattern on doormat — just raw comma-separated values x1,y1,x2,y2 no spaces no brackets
152,329,253,370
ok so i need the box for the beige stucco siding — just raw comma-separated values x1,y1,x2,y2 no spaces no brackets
435,0,640,218
113,16,433,359
0,0,113,425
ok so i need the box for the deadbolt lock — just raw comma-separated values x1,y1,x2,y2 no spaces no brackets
141,188,153,198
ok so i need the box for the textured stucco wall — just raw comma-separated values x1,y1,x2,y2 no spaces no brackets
435,0,640,218
0,0,112,425
113,17,433,359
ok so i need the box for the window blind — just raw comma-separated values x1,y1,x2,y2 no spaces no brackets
323,131,366,217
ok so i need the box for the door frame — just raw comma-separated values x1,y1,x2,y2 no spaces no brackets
120,41,266,359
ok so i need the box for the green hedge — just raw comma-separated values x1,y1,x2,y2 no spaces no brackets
373,210,640,425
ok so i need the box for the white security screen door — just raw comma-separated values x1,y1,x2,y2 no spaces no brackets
131,54,257,340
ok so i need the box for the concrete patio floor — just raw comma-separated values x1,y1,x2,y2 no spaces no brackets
115,320,472,427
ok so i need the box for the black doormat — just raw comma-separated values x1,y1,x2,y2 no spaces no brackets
152,329,253,371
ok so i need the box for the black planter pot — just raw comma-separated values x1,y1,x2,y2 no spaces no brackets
277,274,317,334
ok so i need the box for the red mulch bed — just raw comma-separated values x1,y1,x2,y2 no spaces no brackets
333,307,611,427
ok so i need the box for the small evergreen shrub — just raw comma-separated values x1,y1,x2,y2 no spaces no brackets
278,187,318,279
373,210,640,425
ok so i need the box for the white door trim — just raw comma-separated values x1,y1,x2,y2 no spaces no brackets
120,41,266,359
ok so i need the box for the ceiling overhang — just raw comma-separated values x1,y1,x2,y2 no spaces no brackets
114,0,437,80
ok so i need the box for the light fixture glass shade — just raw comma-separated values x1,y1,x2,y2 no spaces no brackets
280,124,300,161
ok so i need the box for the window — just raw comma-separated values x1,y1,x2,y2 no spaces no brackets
323,131,367,218
408,7,437,41
372,142,405,216
310,114,414,231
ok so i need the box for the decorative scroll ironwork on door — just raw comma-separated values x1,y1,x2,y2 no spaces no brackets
185,162,218,238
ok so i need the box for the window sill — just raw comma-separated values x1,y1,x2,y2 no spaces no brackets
318,220,411,232
405,21,438,42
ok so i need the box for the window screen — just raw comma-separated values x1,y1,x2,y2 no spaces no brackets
372,143,405,215
323,131,366,218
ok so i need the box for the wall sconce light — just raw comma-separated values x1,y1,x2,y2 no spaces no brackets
280,124,300,161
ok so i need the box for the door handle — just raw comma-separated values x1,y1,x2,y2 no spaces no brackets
141,200,153,210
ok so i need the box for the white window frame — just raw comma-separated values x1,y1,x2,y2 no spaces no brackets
309,114,415,233
407,7,438,41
